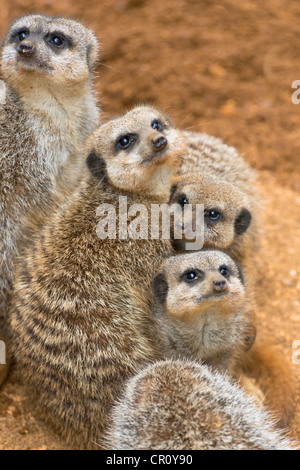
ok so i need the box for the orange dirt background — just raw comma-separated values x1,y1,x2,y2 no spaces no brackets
0,0,300,449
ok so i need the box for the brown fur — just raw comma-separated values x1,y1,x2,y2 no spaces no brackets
239,339,297,429
152,250,253,375
169,173,256,263
0,14,99,371
8,106,185,449
175,133,294,427
176,131,261,329
105,360,296,450
180,131,259,205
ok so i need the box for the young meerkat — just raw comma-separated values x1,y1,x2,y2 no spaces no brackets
152,250,253,374
0,15,99,346
105,360,296,450
152,249,295,426
168,173,254,262
8,105,186,449
177,131,261,286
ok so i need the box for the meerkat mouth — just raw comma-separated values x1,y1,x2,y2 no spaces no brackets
16,57,54,73
141,148,168,165
196,292,229,303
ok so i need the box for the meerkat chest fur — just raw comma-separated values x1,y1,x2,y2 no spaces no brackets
152,250,252,373
10,82,97,181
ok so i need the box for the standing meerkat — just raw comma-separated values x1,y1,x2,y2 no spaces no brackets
0,15,99,345
105,360,296,450
9,105,186,449
152,250,254,374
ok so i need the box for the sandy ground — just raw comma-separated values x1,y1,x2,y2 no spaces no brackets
0,0,299,449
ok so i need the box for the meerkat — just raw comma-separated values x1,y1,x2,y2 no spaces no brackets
0,15,99,355
177,131,261,285
105,360,296,450
151,250,254,374
8,105,186,449
168,173,254,262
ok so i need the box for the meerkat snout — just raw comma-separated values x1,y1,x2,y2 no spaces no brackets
17,42,35,56
212,278,228,292
152,135,167,151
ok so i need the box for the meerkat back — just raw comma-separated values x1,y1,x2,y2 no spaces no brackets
181,131,257,201
105,360,296,450
0,15,99,344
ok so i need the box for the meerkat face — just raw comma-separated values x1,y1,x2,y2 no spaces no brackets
153,250,245,322
1,15,98,88
169,174,252,250
86,105,185,198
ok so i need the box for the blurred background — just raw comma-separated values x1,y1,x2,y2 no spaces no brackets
0,0,300,449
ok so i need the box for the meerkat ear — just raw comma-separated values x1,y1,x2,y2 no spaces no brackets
168,183,178,204
152,273,169,306
234,259,245,285
234,208,252,235
86,34,99,70
244,326,256,352
86,150,109,183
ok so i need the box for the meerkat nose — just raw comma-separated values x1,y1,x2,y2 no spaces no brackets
17,43,35,56
152,136,167,151
212,278,228,292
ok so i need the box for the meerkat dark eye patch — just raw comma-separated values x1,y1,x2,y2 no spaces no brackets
11,27,30,43
152,273,169,306
204,209,223,223
46,32,72,50
181,269,204,284
234,208,252,235
219,265,230,278
151,119,164,132
86,150,109,183
116,134,138,150
177,194,189,208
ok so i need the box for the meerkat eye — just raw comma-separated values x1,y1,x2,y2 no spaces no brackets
182,269,204,283
117,135,136,150
17,30,29,41
152,119,163,132
219,265,230,278
49,34,66,48
177,194,189,208
205,209,222,221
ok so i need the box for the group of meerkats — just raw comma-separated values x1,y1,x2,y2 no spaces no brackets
0,14,297,450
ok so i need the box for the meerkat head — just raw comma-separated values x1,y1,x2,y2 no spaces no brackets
152,250,245,322
1,15,98,91
169,174,252,250
86,105,185,199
